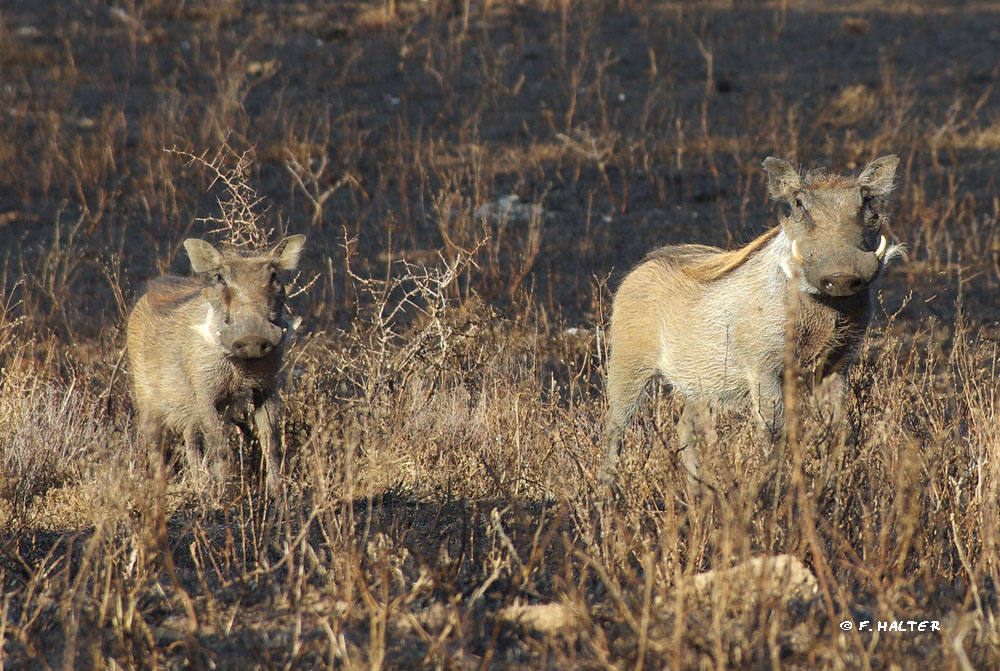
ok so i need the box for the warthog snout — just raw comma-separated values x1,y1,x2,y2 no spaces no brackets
230,332,277,359
221,319,284,359
791,235,888,297
818,272,867,296
794,241,884,297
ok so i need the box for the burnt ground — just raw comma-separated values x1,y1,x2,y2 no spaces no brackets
1,1,999,332
1,1,1000,669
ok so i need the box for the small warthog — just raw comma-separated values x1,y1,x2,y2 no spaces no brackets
603,156,900,484
127,235,306,490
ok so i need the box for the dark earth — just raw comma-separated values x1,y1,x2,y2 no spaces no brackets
1,1,999,669
2,1,999,334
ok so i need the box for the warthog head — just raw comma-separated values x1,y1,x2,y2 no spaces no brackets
184,235,306,360
763,155,899,297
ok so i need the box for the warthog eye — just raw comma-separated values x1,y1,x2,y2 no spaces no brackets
212,272,225,286
793,195,816,228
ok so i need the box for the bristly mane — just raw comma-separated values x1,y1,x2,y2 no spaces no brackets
642,170,863,282
645,226,783,282
801,169,854,189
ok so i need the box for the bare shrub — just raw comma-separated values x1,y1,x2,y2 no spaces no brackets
168,141,274,249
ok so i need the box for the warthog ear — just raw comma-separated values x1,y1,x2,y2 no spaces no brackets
184,239,223,273
858,155,899,198
271,234,306,271
761,157,802,201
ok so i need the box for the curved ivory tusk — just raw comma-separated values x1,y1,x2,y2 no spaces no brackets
791,239,805,264
874,234,887,260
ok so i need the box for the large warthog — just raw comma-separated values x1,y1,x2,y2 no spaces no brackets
603,156,900,484
127,235,306,490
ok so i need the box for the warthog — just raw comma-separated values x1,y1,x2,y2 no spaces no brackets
603,156,900,484
127,235,306,490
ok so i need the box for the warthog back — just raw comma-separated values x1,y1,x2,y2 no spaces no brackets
127,235,306,490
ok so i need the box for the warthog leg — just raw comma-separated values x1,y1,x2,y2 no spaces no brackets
677,398,710,487
139,414,168,474
253,390,282,493
181,425,202,475
814,371,847,425
600,362,655,485
600,420,624,486
183,414,230,483
749,374,785,451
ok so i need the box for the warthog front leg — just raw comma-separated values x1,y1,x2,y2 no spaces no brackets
815,371,847,424
184,413,231,483
253,390,282,492
750,374,785,452
138,413,168,475
181,424,202,475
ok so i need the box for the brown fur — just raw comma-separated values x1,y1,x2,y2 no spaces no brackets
647,226,784,282
601,157,900,487
800,170,854,189
127,235,306,491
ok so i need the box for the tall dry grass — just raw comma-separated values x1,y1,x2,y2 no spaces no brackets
0,1,998,669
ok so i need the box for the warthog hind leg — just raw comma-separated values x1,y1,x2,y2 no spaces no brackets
677,398,712,487
139,414,168,475
600,362,656,486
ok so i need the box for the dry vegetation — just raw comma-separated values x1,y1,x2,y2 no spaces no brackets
0,0,999,669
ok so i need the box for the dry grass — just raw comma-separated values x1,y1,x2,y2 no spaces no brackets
1,1,999,669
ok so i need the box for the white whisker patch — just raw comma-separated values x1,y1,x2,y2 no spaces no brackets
770,230,820,294
778,257,793,280
884,243,906,264
192,305,222,347
773,230,794,280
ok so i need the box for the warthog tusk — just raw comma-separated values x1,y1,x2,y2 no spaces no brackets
791,239,805,264
874,235,887,260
